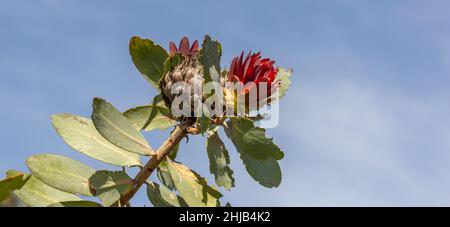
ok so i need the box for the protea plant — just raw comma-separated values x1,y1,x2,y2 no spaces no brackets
0,34,292,207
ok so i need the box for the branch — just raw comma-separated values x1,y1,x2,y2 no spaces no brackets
112,119,193,207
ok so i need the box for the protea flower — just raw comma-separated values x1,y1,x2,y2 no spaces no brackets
160,37,204,117
225,51,279,114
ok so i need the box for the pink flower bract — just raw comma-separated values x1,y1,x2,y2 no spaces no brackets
169,37,199,56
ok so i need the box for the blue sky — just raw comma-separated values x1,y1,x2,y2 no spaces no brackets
1,0,450,206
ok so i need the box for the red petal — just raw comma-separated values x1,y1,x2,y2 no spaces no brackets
241,82,256,96
253,52,261,61
236,51,244,78
246,53,261,80
252,66,262,82
169,42,178,55
228,58,238,81
190,40,199,54
179,37,190,54
261,58,270,63
256,77,268,84
271,68,279,79
241,52,252,81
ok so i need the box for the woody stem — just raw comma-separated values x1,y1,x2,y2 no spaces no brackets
112,119,193,207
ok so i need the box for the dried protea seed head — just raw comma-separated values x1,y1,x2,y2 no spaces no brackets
162,57,204,102
160,37,204,116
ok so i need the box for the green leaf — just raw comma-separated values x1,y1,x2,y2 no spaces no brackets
157,159,176,190
163,54,182,74
166,159,222,207
240,153,282,188
198,115,210,135
156,137,184,189
168,143,180,161
146,181,187,207
206,132,234,190
123,105,176,131
92,97,155,156
129,36,168,90
0,172,30,202
15,175,81,207
224,118,283,188
276,68,292,98
26,154,95,196
48,200,103,207
88,170,133,207
150,94,168,107
51,114,141,167
197,104,213,135
224,118,284,160
155,128,181,191
199,34,222,84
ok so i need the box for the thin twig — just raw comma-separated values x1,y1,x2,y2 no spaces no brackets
111,119,193,207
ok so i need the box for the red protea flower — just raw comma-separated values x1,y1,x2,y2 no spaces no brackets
227,51,278,97
169,37,199,56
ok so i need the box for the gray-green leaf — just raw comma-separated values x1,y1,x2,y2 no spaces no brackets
153,133,181,190
129,36,168,90
150,94,166,107
224,118,284,160
206,132,234,190
92,98,155,156
198,107,210,135
199,35,222,84
146,181,187,207
157,159,176,190
163,54,182,74
51,114,141,167
166,159,222,207
123,105,176,131
240,152,282,188
224,118,283,188
15,175,82,207
26,154,95,196
88,170,133,207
